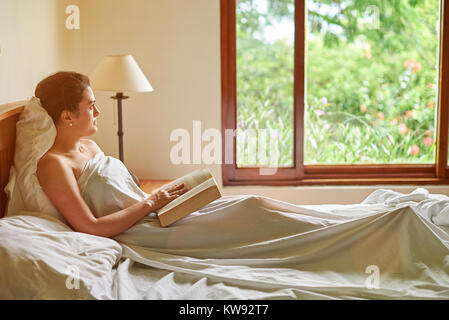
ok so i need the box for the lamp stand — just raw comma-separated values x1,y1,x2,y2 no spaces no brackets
111,92,129,163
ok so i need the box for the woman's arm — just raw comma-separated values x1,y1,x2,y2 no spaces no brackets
37,155,187,238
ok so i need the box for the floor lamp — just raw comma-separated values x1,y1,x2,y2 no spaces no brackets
90,54,153,163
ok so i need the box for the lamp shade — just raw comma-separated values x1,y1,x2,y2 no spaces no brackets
90,54,153,92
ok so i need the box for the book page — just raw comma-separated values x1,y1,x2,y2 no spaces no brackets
151,168,212,194
157,178,216,215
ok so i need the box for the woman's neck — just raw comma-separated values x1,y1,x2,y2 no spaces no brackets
52,131,83,155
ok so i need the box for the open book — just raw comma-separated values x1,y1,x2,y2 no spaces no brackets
151,169,222,227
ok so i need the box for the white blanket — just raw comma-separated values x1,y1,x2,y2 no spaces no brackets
77,151,149,218
2,189,449,299
4,189,449,299
107,192,449,299
0,213,122,299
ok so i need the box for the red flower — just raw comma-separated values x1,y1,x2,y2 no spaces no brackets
411,63,421,73
403,59,421,73
409,145,420,156
399,123,408,134
424,136,433,147
404,110,413,119
403,59,415,67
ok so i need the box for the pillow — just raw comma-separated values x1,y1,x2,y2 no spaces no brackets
0,214,122,299
12,97,66,222
4,165,27,216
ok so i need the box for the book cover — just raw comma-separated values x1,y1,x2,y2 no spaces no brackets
152,169,222,227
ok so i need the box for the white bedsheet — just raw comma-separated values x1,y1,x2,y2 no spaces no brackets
1,188,449,300
0,213,121,299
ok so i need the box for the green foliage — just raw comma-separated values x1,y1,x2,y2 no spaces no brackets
236,0,439,166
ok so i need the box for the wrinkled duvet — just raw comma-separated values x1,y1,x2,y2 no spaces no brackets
1,188,449,300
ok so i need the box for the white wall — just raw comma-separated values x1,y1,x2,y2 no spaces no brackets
2,0,448,204
0,0,81,104
77,0,220,178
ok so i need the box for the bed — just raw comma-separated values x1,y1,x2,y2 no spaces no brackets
1,100,449,300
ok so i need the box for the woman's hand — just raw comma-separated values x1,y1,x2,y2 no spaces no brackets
145,183,189,211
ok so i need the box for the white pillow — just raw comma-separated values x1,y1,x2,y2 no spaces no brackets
4,165,27,216
11,97,66,222
0,214,122,299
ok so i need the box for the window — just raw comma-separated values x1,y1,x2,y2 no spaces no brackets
221,0,449,185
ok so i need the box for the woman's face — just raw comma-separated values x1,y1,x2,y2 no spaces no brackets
72,86,100,136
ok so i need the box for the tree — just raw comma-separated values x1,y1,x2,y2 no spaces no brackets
236,0,439,165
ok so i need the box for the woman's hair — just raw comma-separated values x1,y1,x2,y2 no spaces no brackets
35,71,90,125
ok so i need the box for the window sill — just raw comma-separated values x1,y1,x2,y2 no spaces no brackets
224,164,449,186
223,177,449,187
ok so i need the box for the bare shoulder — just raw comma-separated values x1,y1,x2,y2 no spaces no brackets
37,152,67,169
37,153,72,182
36,151,98,235
36,153,78,203
81,138,103,154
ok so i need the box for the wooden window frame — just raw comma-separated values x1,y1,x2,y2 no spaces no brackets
221,0,449,186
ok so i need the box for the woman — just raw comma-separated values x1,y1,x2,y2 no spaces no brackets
36,71,189,238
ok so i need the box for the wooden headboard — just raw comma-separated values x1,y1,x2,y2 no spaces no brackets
0,101,26,218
